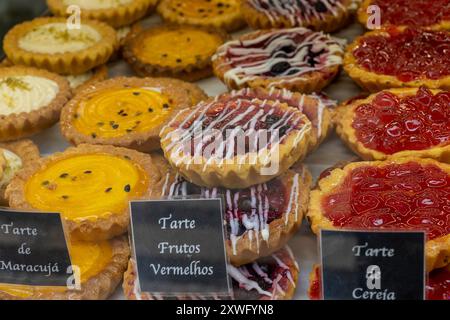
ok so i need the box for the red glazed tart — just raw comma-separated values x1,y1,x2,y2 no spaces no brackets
344,27,450,92
336,87,450,161
358,0,450,30
308,158,450,272
151,154,311,266
123,246,299,300
241,0,360,32
212,28,344,93
160,91,313,189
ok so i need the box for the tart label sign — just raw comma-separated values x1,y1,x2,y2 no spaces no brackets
0,209,72,287
320,230,426,300
130,198,231,296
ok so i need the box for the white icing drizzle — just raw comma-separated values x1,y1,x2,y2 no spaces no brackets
212,28,344,87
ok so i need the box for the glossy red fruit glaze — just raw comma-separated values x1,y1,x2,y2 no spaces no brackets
371,0,450,28
352,87,450,154
353,28,450,82
427,267,450,300
322,162,450,240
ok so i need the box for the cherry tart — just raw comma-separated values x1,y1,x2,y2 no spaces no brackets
308,158,450,272
124,246,299,300
358,0,450,30
151,154,311,266
241,0,360,32
344,27,450,92
212,28,344,93
336,87,450,161
159,91,313,189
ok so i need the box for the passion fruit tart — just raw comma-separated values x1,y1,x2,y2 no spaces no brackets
6,144,160,241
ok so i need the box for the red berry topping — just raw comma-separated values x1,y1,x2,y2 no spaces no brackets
427,267,450,300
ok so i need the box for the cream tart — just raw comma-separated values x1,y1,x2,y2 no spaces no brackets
123,24,227,82
151,154,311,266
3,17,117,75
336,87,450,162
61,77,207,152
308,157,450,272
344,27,450,92
65,65,108,94
47,0,158,28
157,0,246,32
0,66,71,141
160,91,313,189
6,144,160,241
212,28,344,93
124,246,299,300
241,0,360,32
0,236,129,300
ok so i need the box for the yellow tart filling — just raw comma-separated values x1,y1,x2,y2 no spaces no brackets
0,240,113,298
0,76,59,116
63,0,133,10
24,154,149,221
18,23,101,54
136,28,223,67
162,0,240,19
72,87,172,138
0,149,23,189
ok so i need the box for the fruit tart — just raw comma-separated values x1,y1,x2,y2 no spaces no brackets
212,28,344,93
66,65,108,94
0,236,129,300
3,17,117,75
0,66,71,141
157,0,246,32
241,0,360,32
123,24,227,81
151,154,311,266
0,140,40,205
344,27,450,92
61,77,207,152
160,91,313,189
6,144,160,241
124,246,299,300
336,87,450,162
47,0,158,28
357,0,450,30
308,157,450,271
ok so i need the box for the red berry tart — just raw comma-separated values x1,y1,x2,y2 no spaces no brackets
212,28,344,93
159,90,313,189
336,87,450,161
344,27,450,92
308,158,450,272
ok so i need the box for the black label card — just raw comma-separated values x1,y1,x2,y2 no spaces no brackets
320,230,425,300
130,198,231,296
0,209,72,286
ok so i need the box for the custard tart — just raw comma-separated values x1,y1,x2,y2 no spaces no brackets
344,27,450,92
157,0,246,32
0,66,71,141
47,0,158,28
336,87,450,162
3,17,117,75
160,91,313,189
123,24,227,81
6,144,160,241
308,157,450,272
0,236,129,300
61,77,207,152
65,65,108,94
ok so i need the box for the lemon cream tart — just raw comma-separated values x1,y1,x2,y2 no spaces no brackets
61,77,207,152
6,144,160,241
0,67,71,141
4,17,117,75
0,236,129,300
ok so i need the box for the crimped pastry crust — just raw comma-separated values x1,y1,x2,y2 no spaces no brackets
47,0,158,28
6,144,161,241
3,17,117,75
70,64,108,94
308,157,450,272
0,236,129,300
61,77,207,152
0,66,72,141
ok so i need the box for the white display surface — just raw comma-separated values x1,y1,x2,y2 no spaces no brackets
29,16,366,300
